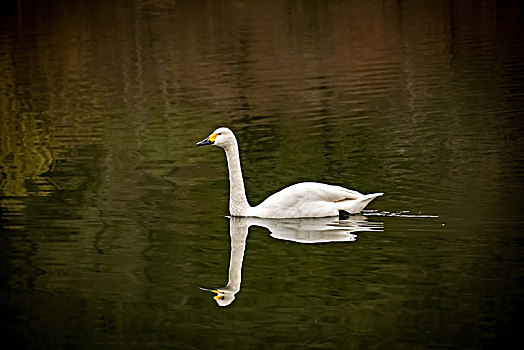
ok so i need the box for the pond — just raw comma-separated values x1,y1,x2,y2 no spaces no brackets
1,0,523,349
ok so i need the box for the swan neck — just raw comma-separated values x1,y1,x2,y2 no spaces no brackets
224,142,250,216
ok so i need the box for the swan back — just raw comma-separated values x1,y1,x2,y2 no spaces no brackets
247,182,382,218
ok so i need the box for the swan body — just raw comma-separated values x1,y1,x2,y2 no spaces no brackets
196,127,382,218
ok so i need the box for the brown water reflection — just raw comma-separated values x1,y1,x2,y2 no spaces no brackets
1,0,523,349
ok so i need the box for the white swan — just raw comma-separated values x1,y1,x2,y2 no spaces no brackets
196,127,382,218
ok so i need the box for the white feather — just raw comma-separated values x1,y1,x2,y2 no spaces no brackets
197,127,382,218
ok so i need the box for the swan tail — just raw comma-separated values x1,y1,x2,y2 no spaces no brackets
337,193,383,214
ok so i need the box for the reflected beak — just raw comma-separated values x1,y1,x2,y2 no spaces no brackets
196,133,217,146
212,289,224,301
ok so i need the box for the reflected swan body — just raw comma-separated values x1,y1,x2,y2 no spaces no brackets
202,216,383,306
197,127,382,218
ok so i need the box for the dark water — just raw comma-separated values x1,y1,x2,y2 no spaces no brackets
1,0,523,348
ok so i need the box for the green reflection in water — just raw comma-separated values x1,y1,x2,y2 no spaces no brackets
1,0,523,349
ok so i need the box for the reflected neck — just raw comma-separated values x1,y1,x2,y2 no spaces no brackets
225,218,249,292
223,142,250,216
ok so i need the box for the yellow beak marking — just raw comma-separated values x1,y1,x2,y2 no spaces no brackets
208,133,218,142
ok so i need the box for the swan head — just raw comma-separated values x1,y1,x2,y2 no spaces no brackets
196,127,237,149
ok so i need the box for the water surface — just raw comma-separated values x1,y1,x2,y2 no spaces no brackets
1,0,523,349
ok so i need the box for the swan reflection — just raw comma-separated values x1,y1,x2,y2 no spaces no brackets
202,216,383,307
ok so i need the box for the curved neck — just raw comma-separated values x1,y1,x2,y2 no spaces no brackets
223,142,250,216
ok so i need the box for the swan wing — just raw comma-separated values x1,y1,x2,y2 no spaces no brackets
248,182,379,218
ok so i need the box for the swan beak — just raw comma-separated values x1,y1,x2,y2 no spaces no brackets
196,133,217,146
